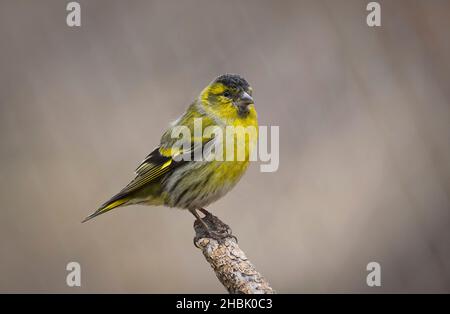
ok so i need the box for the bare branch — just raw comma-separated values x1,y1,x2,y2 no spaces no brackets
193,210,275,294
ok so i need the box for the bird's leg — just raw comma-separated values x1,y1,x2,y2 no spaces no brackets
197,208,210,216
189,208,211,232
190,208,236,245
198,208,233,235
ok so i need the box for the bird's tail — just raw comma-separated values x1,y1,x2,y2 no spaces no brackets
82,196,130,223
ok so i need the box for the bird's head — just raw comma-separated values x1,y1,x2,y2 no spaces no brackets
199,74,255,119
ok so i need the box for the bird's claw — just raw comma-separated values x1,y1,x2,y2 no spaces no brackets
193,208,237,246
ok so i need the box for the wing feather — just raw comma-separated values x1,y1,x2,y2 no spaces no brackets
118,148,175,196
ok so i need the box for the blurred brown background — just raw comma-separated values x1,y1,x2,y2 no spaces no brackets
0,0,449,293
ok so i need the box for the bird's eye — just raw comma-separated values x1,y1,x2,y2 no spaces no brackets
223,91,231,98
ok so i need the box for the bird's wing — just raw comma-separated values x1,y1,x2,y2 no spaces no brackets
82,147,179,222
120,147,177,194
116,132,218,198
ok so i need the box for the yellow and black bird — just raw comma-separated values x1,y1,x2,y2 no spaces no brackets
83,74,258,225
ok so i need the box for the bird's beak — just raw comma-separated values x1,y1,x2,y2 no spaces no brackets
241,92,253,105
235,92,253,115
235,92,254,115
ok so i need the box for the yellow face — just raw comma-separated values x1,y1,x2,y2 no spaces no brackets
199,78,258,163
200,81,255,122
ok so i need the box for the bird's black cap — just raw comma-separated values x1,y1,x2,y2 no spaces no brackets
215,74,250,90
